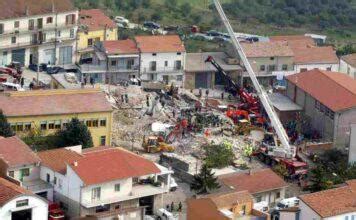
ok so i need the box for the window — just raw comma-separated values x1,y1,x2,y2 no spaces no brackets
91,187,101,200
16,123,23,132
270,57,275,60
175,60,182,70
65,14,76,25
21,168,30,177
111,60,117,66
57,30,61,37
8,171,14,178
24,123,31,131
55,120,61,129
40,121,47,130
100,119,106,127
70,29,74,38
48,121,55,129
37,18,43,29
115,183,120,191
14,21,19,28
95,204,110,213
100,136,106,145
0,23,3,34
282,64,288,71
152,53,157,56
11,36,16,44
16,199,29,207
150,61,157,71
276,192,280,199
255,196,262,203
177,52,181,55
241,205,246,215
88,38,93,46
164,61,168,67
28,19,34,30
177,75,183,81
54,177,57,185
268,65,276,71
58,178,63,189
41,33,46,42
260,65,265,71
47,17,53,24
92,119,98,127
86,120,93,127
62,120,68,128
46,173,50,183
115,204,120,210
327,67,332,71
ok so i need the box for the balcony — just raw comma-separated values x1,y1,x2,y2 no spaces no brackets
80,64,139,74
22,179,53,193
0,23,76,37
143,66,183,74
81,184,169,208
0,36,76,50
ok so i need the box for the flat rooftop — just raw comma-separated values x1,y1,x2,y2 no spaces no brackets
185,52,242,72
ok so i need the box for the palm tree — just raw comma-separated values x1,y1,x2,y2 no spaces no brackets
190,164,220,194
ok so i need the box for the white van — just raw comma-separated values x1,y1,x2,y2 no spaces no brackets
0,82,25,91
253,201,269,212
275,197,300,210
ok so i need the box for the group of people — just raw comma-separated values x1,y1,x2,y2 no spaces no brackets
166,201,183,213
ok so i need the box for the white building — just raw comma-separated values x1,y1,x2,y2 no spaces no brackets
0,177,48,220
135,35,186,86
0,0,78,67
38,146,173,219
298,180,356,220
340,53,356,79
0,136,53,201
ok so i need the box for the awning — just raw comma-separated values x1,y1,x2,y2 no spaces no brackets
269,93,302,112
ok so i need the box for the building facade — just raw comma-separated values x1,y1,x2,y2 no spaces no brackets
0,89,113,147
0,0,78,67
135,35,186,86
340,53,356,79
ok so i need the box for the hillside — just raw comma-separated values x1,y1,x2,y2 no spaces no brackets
74,0,356,45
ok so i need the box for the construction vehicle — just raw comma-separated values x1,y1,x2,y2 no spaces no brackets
48,202,65,220
0,66,22,80
142,136,175,153
212,0,307,175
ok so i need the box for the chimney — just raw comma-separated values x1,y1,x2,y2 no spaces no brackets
73,161,78,167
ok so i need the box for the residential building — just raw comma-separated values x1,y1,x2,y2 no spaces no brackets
77,9,118,60
0,89,113,146
298,180,356,220
38,146,174,219
0,177,48,220
184,52,242,89
271,35,339,73
219,168,288,207
80,39,140,84
0,0,78,67
0,136,53,201
187,190,270,220
135,35,186,86
340,53,356,79
240,41,295,86
286,69,356,150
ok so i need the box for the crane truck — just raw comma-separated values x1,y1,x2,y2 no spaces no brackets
211,0,308,177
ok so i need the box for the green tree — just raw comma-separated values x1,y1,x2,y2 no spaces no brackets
190,164,220,194
308,165,334,192
204,141,235,168
0,110,14,137
273,164,289,178
180,3,192,16
56,118,93,149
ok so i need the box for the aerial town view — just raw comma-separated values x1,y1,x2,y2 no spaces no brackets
0,0,356,219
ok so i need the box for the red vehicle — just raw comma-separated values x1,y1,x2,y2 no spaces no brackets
0,66,21,80
48,203,65,220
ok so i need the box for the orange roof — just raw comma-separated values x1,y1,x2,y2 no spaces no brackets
70,148,160,185
0,0,75,20
208,190,253,209
342,53,356,67
286,69,356,111
0,177,32,206
299,180,356,218
0,136,40,167
270,35,316,48
241,41,294,58
135,35,185,53
220,169,287,194
38,148,83,175
103,40,139,55
0,89,112,117
79,9,116,31
187,198,228,220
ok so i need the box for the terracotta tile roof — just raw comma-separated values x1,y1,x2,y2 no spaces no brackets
135,35,185,53
70,148,160,185
286,69,356,111
299,180,356,218
0,89,112,117
37,148,83,175
0,0,75,20
219,168,287,194
0,136,40,167
0,177,32,207
103,40,139,55
208,190,253,209
270,35,338,64
342,53,356,67
241,41,294,58
187,198,227,220
79,9,116,32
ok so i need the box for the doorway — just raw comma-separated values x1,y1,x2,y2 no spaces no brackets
12,209,32,220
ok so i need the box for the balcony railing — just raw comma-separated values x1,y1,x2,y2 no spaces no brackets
0,23,76,37
80,64,139,73
144,66,183,74
0,36,76,50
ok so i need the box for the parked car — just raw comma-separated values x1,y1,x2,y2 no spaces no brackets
253,201,269,213
143,21,160,30
189,33,214,41
164,25,179,32
29,63,47,72
156,208,178,220
274,197,300,210
0,82,25,91
206,30,222,37
46,66,66,75
114,16,129,24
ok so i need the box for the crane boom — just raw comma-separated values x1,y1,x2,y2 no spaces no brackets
212,0,293,157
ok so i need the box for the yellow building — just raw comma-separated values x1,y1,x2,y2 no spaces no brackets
77,9,118,57
0,89,113,147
